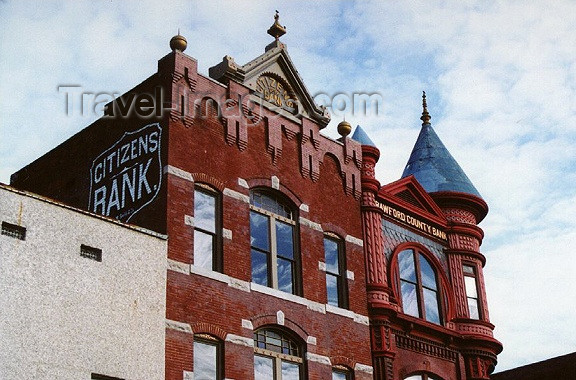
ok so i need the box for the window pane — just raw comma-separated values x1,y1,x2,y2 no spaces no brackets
419,255,438,290
464,276,478,298
250,211,270,251
277,257,294,294
194,190,216,233
251,191,292,219
324,238,339,274
463,264,475,275
194,230,214,269
332,370,348,380
276,221,294,259
251,249,269,286
281,361,301,380
404,376,423,380
326,274,339,307
423,288,441,324
194,340,217,380
401,281,419,317
468,297,480,319
254,355,274,380
398,250,417,282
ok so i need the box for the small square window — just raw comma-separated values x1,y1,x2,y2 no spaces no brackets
81,244,102,262
91,374,124,380
1,221,26,240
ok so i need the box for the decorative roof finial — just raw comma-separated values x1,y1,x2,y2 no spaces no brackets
337,119,352,138
267,10,286,40
421,91,431,124
170,30,187,52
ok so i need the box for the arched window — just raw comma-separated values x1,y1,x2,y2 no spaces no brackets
250,189,299,294
398,248,442,325
193,334,223,379
193,184,222,272
253,328,304,379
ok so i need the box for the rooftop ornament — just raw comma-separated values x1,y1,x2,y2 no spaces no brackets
421,91,431,125
267,10,287,40
337,119,352,138
170,30,187,53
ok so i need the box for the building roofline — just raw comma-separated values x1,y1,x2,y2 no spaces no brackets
0,183,167,240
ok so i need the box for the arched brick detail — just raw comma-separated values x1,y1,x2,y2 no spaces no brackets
331,355,355,370
191,172,225,192
250,315,309,343
191,322,227,341
246,178,302,207
321,223,347,240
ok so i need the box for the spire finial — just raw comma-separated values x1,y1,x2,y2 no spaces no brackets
170,31,187,52
267,10,286,40
421,91,431,124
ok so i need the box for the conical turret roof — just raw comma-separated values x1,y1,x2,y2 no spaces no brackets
401,93,481,198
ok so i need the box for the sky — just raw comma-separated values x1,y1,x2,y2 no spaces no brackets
1,0,575,373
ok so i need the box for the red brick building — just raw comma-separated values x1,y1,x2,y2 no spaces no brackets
11,14,501,380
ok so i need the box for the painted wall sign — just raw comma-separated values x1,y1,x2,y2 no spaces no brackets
377,201,447,241
89,123,162,222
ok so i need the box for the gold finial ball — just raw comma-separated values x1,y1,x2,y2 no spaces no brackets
337,120,352,137
170,34,187,52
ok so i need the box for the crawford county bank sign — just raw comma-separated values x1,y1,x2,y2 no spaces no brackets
89,123,162,222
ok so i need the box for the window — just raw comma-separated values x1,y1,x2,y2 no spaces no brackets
80,244,102,262
194,185,221,271
194,334,222,380
398,249,442,324
332,367,352,379
324,235,348,308
404,374,441,380
91,374,124,380
254,328,304,380
463,264,481,319
250,190,299,294
1,221,26,240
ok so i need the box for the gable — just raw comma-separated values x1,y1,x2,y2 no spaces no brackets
379,175,447,225
208,42,330,127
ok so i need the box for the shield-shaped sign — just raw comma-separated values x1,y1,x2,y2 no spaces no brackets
89,123,162,223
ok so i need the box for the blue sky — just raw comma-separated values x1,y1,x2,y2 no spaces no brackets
1,0,575,372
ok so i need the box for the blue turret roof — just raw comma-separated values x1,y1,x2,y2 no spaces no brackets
401,94,482,198
351,125,376,147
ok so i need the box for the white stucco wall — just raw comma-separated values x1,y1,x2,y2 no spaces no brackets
0,185,167,380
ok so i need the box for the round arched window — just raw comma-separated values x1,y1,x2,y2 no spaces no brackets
253,328,304,379
398,248,443,325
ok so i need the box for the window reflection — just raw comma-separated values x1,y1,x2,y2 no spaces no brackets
332,369,351,380
398,249,442,324
194,187,220,271
254,355,274,380
324,235,347,308
463,264,481,319
194,337,220,380
250,190,298,295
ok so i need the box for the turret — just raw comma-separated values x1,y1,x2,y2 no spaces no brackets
402,92,502,379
